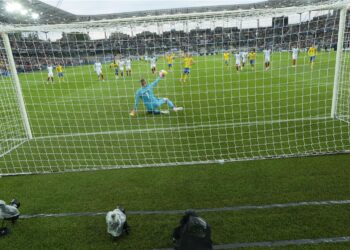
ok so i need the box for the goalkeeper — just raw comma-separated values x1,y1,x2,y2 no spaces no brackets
130,71,183,116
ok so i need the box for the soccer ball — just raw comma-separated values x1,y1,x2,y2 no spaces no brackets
159,70,168,78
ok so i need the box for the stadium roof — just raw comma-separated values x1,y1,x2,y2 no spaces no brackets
0,0,76,24
0,0,348,26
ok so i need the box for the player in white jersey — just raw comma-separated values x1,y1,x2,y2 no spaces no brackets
125,58,132,76
234,52,241,71
263,49,271,70
240,51,248,68
47,64,54,83
291,47,299,67
119,59,125,77
94,60,104,81
150,56,157,75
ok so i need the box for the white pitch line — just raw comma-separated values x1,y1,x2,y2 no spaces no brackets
0,140,27,158
33,116,330,140
336,115,350,124
0,138,27,142
15,186,350,249
20,199,350,219
3,150,350,177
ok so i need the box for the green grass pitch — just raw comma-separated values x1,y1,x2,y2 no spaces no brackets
0,51,350,249
0,154,350,249
0,51,349,174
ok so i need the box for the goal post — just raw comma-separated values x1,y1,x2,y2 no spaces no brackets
331,6,347,119
331,4,350,123
0,33,32,161
0,1,350,175
1,33,33,140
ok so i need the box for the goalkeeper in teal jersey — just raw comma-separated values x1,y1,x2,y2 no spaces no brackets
130,74,183,116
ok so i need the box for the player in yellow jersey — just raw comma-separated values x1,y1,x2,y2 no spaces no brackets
248,49,256,68
165,53,175,71
56,64,64,81
223,51,230,66
180,54,194,83
110,60,119,79
308,45,317,69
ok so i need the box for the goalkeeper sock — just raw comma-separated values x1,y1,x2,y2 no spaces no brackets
166,99,175,109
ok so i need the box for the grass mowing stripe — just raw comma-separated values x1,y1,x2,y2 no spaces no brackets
154,236,350,250
2,205,349,250
25,81,335,106
32,116,329,140
20,199,350,219
3,150,350,177
1,154,350,212
1,156,349,249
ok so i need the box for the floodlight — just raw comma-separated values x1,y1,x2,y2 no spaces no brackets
20,9,28,15
31,12,39,19
5,2,22,13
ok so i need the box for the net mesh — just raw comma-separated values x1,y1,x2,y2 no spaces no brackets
0,37,27,161
0,3,350,175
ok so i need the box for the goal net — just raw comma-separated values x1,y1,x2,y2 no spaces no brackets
0,35,29,160
0,1,350,175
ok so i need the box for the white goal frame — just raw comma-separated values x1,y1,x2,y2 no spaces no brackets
331,6,347,119
0,0,350,175
1,33,33,140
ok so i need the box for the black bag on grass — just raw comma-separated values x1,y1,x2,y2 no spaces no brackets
172,210,213,250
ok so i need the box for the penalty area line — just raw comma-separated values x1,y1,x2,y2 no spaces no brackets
20,199,350,219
